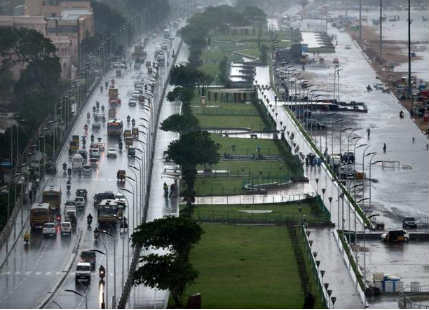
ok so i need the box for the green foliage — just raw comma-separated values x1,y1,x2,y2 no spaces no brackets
132,216,203,307
134,254,198,307
218,56,229,85
260,44,269,65
160,113,200,134
170,64,212,88
0,27,61,128
167,131,219,168
0,27,57,70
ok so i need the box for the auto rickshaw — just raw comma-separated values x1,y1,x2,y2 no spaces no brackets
132,127,139,139
117,170,126,183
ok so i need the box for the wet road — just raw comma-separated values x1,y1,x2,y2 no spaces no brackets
128,38,190,310
301,23,429,228
0,22,182,308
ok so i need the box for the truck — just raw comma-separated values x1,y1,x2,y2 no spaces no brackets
123,129,133,146
108,87,121,105
132,45,147,64
42,185,62,215
69,135,80,154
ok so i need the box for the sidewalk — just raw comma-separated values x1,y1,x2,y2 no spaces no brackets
254,66,365,232
309,227,363,309
254,68,366,308
127,39,188,309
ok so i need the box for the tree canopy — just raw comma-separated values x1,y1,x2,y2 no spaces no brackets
166,131,219,168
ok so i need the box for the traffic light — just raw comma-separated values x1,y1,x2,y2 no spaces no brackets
99,265,105,279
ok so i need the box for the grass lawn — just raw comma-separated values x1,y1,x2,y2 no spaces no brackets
196,115,266,131
189,200,330,225
184,224,305,308
211,134,281,156
192,103,259,116
194,160,291,196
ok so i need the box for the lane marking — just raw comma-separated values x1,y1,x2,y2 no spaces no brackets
35,271,41,276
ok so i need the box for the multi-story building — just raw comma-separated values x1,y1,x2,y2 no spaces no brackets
0,0,94,80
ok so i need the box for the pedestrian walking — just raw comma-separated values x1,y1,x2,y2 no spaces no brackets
426,144,428,151
367,128,371,139
383,143,387,153
412,137,415,144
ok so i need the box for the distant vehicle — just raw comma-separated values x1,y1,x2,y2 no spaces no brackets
89,157,98,167
89,148,100,159
94,191,115,208
98,199,122,227
75,262,91,284
75,196,86,208
30,202,51,230
61,222,72,236
80,250,96,271
92,122,101,130
345,44,351,50
107,148,118,158
42,185,62,215
76,189,88,201
82,165,92,175
128,99,137,107
107,119,123,137
72,153,84,170
128,147,136,157
64,201,77,222
381,230,409,242
402,217,417,229
342,152,355,164
42,222,57,238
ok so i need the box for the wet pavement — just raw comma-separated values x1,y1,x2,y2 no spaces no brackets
309,228,364,308
193,182,315,205
127,40,189,310
0,21,183,308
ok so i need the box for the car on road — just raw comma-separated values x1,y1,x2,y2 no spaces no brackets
42,222,57,238
107,148,118,158
80,250,96,271
60,222,72,236
402,217,417,229
381,230,409,243
76,189,88,201
82,165,92,175
128,99,137,107
75,196,86,208
75,262,91,284
89,147,100,159
92,122,101,130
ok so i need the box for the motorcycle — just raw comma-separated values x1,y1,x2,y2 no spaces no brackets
24,232,30,245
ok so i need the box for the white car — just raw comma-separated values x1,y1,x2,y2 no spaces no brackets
82,165,92,175
61,222,72,236
42,222,57,238
107,148,118,158
89,148,100,158
75,262,91,284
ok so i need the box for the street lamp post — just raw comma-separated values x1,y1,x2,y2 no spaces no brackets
369,155,381,210
339,127,353,155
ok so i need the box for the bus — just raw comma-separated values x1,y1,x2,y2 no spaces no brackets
97,199,122,227
42,185,62,215
30,203,51,230
107,119,123,137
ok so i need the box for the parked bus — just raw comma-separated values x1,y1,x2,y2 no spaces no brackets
30,202,51,230
42,185,62,215
97,199,122,227
107,119,123,137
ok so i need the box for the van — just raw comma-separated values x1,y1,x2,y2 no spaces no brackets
61,222,72,236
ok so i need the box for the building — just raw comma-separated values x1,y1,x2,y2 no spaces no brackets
0,0,95,80
25,0,92,17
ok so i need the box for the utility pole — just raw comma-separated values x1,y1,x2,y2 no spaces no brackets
359,0,362,42
379,0,383,59
408,0,413,112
